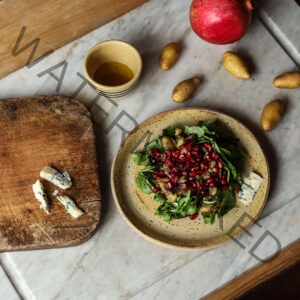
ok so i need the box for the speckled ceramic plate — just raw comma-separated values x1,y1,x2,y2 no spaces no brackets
111,108,270,249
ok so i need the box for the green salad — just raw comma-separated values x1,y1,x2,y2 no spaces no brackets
132,121,243,224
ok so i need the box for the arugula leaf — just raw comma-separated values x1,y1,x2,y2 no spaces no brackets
197,121,214,130
154,193,167,203
155,191,199,222
145,137,164,152
183,126,206,139
218,188,236,217
135,166,155,194
202,190,222,205
201,211,216,224
163,126,176,137
140,165,155,173
131,152,150,166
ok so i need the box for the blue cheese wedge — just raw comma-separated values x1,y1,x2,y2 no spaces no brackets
239,183,256,204
56,196,84,218
243,171,264,192
238,171,263,204
32,179,50,214
40,166,72,190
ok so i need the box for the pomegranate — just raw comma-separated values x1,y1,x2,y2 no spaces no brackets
189,0,258,45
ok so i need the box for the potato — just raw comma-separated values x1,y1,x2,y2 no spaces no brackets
172,77,201,103
273,71,300,89
260,99,285,132
159,42,181,71
222,51,250,79
161,136,176,150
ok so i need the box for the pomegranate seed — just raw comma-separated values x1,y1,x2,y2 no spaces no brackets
189,213,198,220
172,150,180,157
182,170,188,176
153,188,158,193
167,181,173,189
181,183,188,188
203,163,209,170
222,185,228,190
197,169,205,175
196,156,202,161
212,152,219,160
166,159,173,166
203,142,212,152
190,170,197,178
205,154,212,162
221,179,227,185
206,178,214,184
165,150,171,157
218,161,223,168
169,174,178,183
212,167,219,173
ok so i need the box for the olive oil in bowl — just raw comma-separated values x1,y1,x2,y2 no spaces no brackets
83,40,142,98
93,62,134,86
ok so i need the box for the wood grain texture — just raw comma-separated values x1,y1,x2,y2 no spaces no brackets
0,0,149,79
0,95,101,251
203,239,300,300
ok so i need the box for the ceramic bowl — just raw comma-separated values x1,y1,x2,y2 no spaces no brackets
111,107,270,250
83,40,142,99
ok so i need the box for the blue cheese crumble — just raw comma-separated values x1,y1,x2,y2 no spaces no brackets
239,171,264,204
56,195,84,218
40,166,72,189
32,179,50,213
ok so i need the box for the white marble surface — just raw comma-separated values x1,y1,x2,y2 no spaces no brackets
0,0,299,299
0,264,20,300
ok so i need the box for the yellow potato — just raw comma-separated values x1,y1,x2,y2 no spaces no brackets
222,51,250,79
161,136,176,150
159,42,181,71
172,77,201,103
260,99,285,132
273,71,300,89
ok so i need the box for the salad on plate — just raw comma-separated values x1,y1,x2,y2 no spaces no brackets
132,120,244,224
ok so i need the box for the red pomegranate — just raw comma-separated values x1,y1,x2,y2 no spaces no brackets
189,0,257,45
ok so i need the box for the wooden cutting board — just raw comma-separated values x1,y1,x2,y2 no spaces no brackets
0,0,149,79
0,95,101,251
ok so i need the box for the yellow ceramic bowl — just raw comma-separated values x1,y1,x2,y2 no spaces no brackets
83,40,142,99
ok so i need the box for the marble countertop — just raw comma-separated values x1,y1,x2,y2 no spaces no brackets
0,0,299,299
